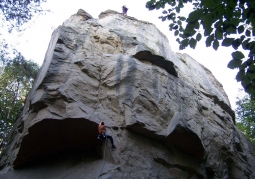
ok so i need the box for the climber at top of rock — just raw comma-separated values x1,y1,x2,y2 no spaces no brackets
122,5,128,15
98,121,116,149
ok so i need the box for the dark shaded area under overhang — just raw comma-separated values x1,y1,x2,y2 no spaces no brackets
133,51,178,77
13,118,98,168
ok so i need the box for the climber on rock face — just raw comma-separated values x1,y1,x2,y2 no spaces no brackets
122,5,128,15
98,121,116,149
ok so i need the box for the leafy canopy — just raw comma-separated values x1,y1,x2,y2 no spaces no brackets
235,92,255,145
146,0,255,97
0,0,45,149
0,53,39,148
0,0,48,32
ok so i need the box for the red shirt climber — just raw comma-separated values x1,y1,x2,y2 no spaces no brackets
98,121,116,149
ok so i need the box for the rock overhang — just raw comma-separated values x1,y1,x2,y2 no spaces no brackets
12,118,98,168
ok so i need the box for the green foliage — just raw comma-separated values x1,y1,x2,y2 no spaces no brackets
146,0,255,97
235,93,255,145
0,53,39,148
0,0,48,32
0,0,44,150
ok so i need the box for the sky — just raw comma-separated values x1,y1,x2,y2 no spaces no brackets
2,0,243,109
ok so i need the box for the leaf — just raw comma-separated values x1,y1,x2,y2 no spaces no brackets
231,18,240,27
214,20,223,29
247,57,254,66
248,41,255,50
206,35,214,47
173,25,178,30
240,35,245,41
216,8,225,20
186,22,196,30
179,16,186,21
202,0,216,8
227,59,242,69
189,38,197,49
146,0,155,7
222,38,234,47
248,64,255,73
183,29,196,37
240,61,248,70
181,39,189,48
215,29,223,40
196,33,202,41
169,23,175,29
187,9,203,22
241,76,250,88
247,72,255,81
204,27,213,36
224,6,233,20
174,30,179,36
162,16,167,21
168,12,176,20
213,39,219,50
232,39,242,50
228,0,237,9
226,24,236,34
194,21,200,29
242,39,250,50
232,51,245,60
168,0,176,6
162,10,167,14
203,14,213,28
156,2,161,9
238,25,245,34
236,70,245,82
245,30,251,36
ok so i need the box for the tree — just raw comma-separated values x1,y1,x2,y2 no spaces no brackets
0,53,39,148
0,0,48,32
235,92,255,145
0,0,45,149
146,0,255,97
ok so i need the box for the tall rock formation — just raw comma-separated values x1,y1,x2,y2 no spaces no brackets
0,9,254,179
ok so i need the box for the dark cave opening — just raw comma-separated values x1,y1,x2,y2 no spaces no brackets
13,118,99,168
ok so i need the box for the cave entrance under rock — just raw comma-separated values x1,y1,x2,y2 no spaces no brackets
13,118,99,168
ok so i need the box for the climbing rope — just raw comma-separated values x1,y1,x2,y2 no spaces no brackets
96,132,108,179
177,78,182,114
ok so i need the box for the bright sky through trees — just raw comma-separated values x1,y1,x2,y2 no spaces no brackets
1,0,242,109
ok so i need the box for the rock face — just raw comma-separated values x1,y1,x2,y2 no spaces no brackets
0,9,254,179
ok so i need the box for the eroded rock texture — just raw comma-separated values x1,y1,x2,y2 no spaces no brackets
0,9,254,179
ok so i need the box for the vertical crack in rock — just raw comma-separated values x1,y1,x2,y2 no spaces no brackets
124,57,137,108
152,67,160,100
115,55,124,99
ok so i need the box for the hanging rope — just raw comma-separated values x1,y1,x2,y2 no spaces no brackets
177,78,182,114
96,132,108,179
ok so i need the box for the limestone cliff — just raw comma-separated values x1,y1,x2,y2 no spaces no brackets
0,9,254,179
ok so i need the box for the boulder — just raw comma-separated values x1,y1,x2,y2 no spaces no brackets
0,9,254,179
